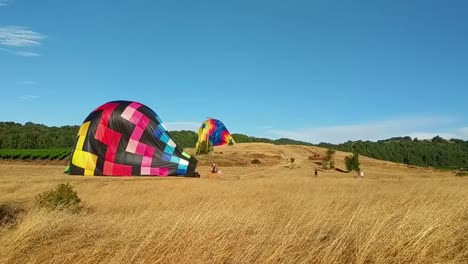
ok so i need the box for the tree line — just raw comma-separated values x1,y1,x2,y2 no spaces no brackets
1,122,467,169
0,122,308,149
0,122,78,149
166,132,314,148
318,136,468,169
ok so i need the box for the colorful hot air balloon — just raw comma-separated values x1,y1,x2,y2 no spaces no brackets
69,101,197,176
196,118,235,147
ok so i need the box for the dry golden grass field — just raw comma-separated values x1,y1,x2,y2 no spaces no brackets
0,143,467,264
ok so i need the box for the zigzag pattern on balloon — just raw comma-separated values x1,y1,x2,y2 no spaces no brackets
69,100,197,177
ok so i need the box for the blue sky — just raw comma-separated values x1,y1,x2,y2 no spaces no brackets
1,0,467,143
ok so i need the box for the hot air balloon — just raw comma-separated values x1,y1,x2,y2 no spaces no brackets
196,118,235,148
69,101,197,176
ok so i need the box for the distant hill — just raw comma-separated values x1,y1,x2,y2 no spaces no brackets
231,134,313,146
169,132,313,148
318,136,468,169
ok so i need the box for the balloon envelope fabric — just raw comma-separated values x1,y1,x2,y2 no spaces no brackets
197,118,235,147
69,101,197,176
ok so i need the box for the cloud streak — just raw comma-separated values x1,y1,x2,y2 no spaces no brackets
18,81,38,85
19,95,40,102
0,26,45,47
0,47,42,57
15,51,41,57
0,26,45,57
0,0,7,7
267,117,467,143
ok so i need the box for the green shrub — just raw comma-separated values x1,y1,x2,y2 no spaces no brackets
345,152,361,173
196,140,213,155
58,152,70,160
35,183,81,212
21,153,31,160
0,149,71,161
50,153,61,159
322,149,336,170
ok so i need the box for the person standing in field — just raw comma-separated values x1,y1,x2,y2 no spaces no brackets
314,168,318,177
211,163,218,173
208,163,223,179
359,170,364,178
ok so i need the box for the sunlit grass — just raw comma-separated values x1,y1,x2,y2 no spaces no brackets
0,143,467,263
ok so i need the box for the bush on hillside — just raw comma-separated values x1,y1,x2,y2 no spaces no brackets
196,140,213,155
35,183,81,213
322,149,336,170
345,152,360,174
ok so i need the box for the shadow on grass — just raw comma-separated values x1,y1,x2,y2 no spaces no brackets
0,204,25,228
335,168,350,173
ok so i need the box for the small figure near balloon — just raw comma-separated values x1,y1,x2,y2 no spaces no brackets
208,163,223,179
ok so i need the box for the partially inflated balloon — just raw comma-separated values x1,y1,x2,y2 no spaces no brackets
69,101,197,176
197,118,235,147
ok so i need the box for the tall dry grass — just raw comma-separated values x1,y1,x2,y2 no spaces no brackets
1,168,467,263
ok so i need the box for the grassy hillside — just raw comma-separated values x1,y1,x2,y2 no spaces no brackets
0,144,466,263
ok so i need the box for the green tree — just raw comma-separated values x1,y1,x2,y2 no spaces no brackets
322,149,336,170
169,130,198,148
345,152,360,173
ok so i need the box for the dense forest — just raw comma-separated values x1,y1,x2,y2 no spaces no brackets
0,122,312,149
1,122,467,169
319,136,468,169
0,122,79,149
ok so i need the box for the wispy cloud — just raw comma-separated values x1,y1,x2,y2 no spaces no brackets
15,51,40,57
0,0,8,7
18,81,38,85
0,47,42,57
0,26,45,57
267,116,467,143
19,94,40,102
0,26,45,47
164,121,200,131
